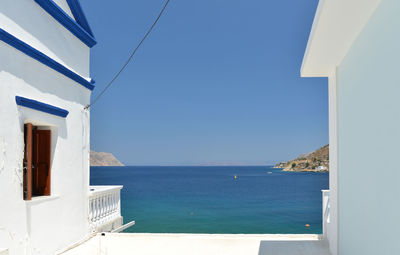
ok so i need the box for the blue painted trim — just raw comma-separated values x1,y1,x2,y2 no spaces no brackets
66,0,94,37
34,0,96,47
16,96,69,118
0,29,94,91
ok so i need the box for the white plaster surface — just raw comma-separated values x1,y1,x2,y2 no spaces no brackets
63,233,330,255
336,0,400,254
326,71,338,255
0,0,91,78
53,0,75,20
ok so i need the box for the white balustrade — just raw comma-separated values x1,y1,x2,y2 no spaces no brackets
89,185,123,231
322,190,330,239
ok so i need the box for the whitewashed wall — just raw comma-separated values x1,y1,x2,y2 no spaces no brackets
0,0,92,254
336,0,400,254
327,71,338,255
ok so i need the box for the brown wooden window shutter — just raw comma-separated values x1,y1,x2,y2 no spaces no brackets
23,123,33,200
32,130,51,196
23,124,51,200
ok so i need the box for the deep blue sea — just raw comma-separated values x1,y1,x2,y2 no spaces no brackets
90,166,328,234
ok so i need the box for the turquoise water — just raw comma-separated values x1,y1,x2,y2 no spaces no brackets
90,166,328,234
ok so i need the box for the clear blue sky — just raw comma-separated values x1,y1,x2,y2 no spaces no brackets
82,0,328,166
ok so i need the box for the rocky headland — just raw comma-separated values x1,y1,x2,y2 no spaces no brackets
274,145,329,172
90,150,124,166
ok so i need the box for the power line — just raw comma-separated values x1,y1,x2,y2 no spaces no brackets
84,0,171,110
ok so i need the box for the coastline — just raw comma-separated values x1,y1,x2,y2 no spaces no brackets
273,166,328,173
274,145,329,172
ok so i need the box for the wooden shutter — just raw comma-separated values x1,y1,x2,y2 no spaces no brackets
32,130,51,196
23,124,33,200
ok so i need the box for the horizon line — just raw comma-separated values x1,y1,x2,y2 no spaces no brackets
92,164,276,167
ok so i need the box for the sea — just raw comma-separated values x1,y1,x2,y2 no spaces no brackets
90,166,328,234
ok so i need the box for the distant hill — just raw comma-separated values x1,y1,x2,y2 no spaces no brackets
275,145,329,172
90,150,124,166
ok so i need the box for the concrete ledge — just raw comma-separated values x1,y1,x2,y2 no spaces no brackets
109,233,322,240
63,233,328,255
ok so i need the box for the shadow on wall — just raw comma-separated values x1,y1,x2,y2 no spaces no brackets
258,240,330,255
0,50,89,106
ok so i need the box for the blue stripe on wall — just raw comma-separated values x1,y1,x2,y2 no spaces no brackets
34,0,96,47
0,29,95,91
16,96,69,118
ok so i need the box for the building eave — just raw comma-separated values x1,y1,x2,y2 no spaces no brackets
300,0,382,78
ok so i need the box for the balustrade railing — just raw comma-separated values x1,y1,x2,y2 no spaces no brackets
89,185,123,231
322,190,330,239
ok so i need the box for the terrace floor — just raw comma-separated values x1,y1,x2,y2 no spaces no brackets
62,233,331,255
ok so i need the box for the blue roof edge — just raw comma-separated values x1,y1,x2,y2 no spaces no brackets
66,0,94,37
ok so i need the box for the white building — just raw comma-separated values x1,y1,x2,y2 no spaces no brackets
0,1,125,254
302,0,400,254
